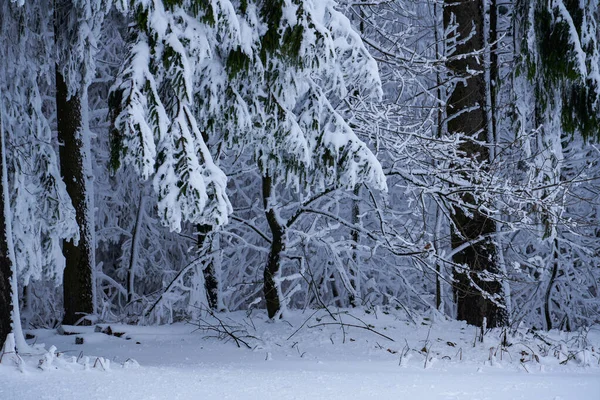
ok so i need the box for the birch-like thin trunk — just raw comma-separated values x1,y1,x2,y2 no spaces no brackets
127,192,145,304
0,103,27,351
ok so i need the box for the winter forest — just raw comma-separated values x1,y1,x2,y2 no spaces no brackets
0,0,599,398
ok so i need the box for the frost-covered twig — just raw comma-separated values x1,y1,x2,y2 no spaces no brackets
307,322,395,342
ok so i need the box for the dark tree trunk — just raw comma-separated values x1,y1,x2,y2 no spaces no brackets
544,237,560,330
56,68,95,325
451,206,505,327
444,0,506,328
489,0,499,147
0,113,13,346
197,223,218,310
262,175,284,319
434,0,444,312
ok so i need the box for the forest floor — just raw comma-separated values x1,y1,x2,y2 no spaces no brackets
0,308,599,399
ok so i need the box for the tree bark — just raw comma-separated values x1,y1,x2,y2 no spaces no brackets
0,110,13,346
262,175,284,319
544,238,560,330
127,192,145,304
349,186,360,307
489,0,498,148
56,68,95,325
197,223,218,310
434,0,445,313
444,0,506,328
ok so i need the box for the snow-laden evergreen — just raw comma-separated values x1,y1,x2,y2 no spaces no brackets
508,0,600,329
0,0,599,368
0,0,78,289
111,0,386,233
110,0,234,231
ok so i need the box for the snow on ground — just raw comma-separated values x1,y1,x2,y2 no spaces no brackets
1,309,599,400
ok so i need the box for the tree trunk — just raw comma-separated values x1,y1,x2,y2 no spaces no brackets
349,186,360,307
544,238,560,330
262,175,284,319
444,0,506,328
127,192,145,304
197,223,218,310
488,0,498,149
0,109,13,346
434,206,444,312
56,68,95,325
434,0,445,313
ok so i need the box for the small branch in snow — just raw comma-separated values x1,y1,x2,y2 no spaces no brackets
189,306,255,349
307,322,395,342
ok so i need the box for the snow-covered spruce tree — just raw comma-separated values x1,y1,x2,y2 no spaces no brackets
236,0,385,318
109,0,232,233
0,0,78,336
518,0,600,140
54,0,110,325
443,0,507,328
507,0,600,330
109,0,236,316
88,10,183,320
111,0,385,319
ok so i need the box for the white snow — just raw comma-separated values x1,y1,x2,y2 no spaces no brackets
1,310,598,400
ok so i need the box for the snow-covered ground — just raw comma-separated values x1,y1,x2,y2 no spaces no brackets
1,309,599,399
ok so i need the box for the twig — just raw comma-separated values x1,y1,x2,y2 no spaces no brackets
399,340,410,366
190,306,254,349
424,346,432,369
307,322,395,342
93,357,106,371
339,311,347,344
286,309,321,341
